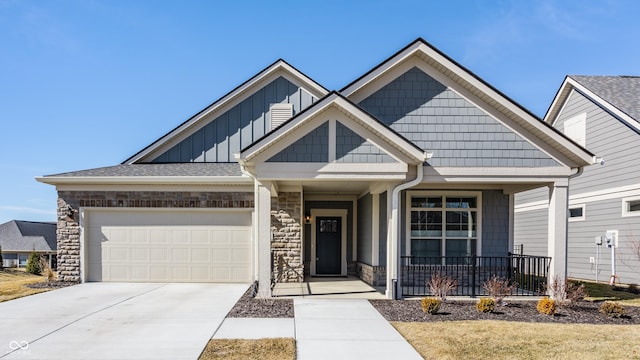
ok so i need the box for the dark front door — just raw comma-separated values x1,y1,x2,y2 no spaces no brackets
316,216,341,275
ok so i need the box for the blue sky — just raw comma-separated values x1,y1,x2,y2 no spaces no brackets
1,0,639,224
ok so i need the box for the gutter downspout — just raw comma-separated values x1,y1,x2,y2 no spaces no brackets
387,152,431,300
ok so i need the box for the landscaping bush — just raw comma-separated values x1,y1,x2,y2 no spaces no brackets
26,252,41,275
476,297,495,313
536,298,557,315
421,297,441,315
39,256,55,283
547,276,587,307
427,273,458,301
482,275,515,305
599,301,625,318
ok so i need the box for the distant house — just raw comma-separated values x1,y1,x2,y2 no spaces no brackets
37,39,594,298
515,76,640,285
0,220,57,268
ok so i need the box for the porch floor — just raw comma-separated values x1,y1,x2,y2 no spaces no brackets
272,276,386,299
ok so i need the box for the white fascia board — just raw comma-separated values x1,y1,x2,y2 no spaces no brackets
128,61,328,164
423,166,571,184
255,162,408,180
35,175,252,186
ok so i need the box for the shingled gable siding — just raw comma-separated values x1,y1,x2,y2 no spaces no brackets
271,192,303,283
335,122,395,163
267,122,329,162
358,67,560,167
152,77,316,163
55,191,254,282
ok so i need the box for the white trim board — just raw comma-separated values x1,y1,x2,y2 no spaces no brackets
515,183,640,213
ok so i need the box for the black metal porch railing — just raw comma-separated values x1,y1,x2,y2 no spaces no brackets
400,254,551,297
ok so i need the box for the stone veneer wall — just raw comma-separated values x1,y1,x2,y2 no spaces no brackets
271,192,303,282
56,191,254,282
356,262,387,287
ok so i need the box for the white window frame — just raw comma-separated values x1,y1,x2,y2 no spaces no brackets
563,112,587,147
406,191,482,257
622,196,640,218
568,204,586,222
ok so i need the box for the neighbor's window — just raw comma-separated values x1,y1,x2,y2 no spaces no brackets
622,197,640,217
568,205,585,222
410,194,479,264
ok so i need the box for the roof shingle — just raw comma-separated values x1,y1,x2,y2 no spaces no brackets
570,75,640,123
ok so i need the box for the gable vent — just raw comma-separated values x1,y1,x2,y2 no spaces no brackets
270,103,293,130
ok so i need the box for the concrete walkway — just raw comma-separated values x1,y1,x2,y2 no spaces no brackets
214,298,422,360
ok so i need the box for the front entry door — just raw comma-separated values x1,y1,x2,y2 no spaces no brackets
316,216,342,275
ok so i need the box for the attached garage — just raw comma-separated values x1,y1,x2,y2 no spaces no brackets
83,209,252,283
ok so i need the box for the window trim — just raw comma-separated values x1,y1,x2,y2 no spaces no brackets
406,190,482,257
568,204,586,222
622,196,640,218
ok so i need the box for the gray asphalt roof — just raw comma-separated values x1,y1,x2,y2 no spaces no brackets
45,163,244,177
570,75,640,123
0,220,56,252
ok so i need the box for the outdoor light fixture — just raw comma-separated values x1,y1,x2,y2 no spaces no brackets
305,213,311,224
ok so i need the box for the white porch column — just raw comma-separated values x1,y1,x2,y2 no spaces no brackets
385,189,396,299
547,181,569,292
256,180,272,298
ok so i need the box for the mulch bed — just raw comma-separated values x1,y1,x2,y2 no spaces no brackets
227,284,294,318
26,281,77,289
370,299,640,324
226,284,640,324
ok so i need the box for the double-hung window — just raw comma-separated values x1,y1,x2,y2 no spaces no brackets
409,192,480,263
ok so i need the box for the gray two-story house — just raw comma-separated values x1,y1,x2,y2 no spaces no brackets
515,76,640,285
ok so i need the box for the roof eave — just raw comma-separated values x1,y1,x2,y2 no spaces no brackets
35,175,252,186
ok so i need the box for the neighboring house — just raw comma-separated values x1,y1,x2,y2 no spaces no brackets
0,220,57,268
515,76,640,285
37,38,595,298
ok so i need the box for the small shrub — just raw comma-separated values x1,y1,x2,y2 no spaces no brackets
627,283,640,295
39,256,55,283
476,297,495,313
26,252,41,275
427,273,458,301
421,297,441,315
564,280,587,306
536,298,557,315
599,301,626,318
547,276,587,307
482,275,515,305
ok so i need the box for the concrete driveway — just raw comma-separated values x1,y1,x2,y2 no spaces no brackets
0,283,247,360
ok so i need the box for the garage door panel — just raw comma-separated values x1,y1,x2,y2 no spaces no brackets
86,210,252,283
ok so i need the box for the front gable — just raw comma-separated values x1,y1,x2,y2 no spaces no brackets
126,60,328,164
239,92,427,179
341,38,595,169
358,67,561,167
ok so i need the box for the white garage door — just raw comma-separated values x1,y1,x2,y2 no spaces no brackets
86,209,252,283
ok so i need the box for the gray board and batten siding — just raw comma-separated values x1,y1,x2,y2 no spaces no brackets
514,87,640,284
151,76,317,163
268,121,396,163
358,67,561,167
